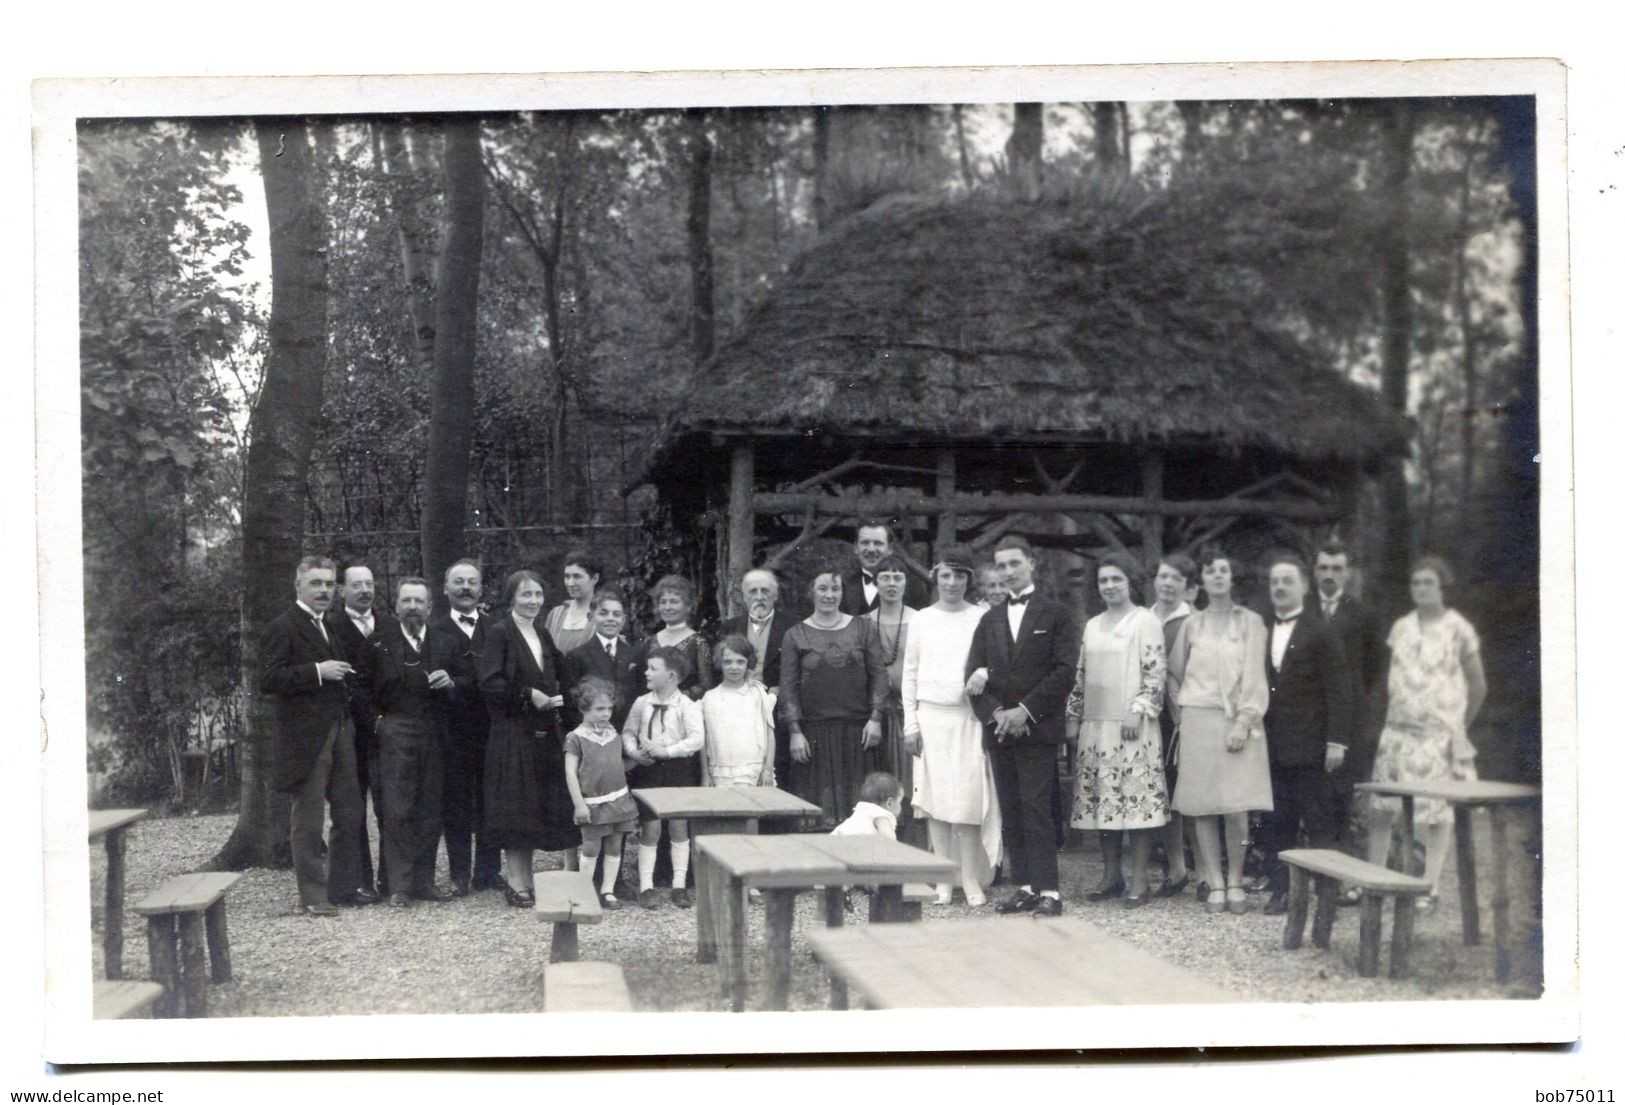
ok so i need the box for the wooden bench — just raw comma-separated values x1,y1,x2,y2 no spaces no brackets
1280,849,1431,979
544,962,632,1012
132,872,241,1017
533,869,604,963
92,979,166,1020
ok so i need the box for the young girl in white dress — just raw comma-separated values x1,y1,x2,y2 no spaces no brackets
700,636,777,788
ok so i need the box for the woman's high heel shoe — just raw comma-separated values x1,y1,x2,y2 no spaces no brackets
1226,884,1249,915
1205,888,1227,914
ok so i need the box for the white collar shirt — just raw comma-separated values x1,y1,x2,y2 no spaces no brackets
346,607,376,637
451,608,480,638
1270,607,1304,670
1005,586,1035,638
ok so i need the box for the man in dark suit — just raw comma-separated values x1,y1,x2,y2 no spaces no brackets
1258,553,1353,915
259,556,368,916
431,559,502,895
370,577,457,907
560,588,642,734
965,536,1081,917
1312,540,1389,862
325,563,397,899
718,568,792,799
839,520,930,615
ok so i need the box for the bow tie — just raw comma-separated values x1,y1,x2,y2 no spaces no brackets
458,614,476,626
1006,593,1031,606
1275,613,1301,624
862,573,876,585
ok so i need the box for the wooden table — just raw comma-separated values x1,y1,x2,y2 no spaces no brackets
694,833,955,1012
1357,779,1540,981
633,786,822,963
88,808,148,980
808,916,1232,1009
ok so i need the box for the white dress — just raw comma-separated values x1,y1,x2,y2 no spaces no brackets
901,605,1002,869
700,682,778,787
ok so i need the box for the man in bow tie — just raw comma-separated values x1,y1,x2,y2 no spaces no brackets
1257,553,1352,914
430,559,502,895
325,563,398,899
840,520,928,615
372,577,457,906
259,556,367,916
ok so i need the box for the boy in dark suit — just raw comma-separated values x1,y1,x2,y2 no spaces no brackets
965,536,1081,917
561,589,641,734
1258,553,1353,914
259,556,367,916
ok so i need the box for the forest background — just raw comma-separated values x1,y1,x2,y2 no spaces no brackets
75,96,1539,869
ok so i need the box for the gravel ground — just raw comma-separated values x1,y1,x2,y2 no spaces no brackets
87,808,1543,1015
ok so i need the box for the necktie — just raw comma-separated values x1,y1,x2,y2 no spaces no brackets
1006,593,1031,606
312,615,330,645
458,614,476,627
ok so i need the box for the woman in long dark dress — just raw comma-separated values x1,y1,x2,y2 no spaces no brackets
779,562,889,829
479,569,582,907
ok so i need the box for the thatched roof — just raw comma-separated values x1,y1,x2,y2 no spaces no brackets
641,180,1402,484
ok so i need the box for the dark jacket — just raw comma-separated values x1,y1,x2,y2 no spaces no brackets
965,592,1081,748
718,610,790,691
371,622,450,725
429,610,489,748
1313,592,1388,774
260,604,352,792
1262,611,1353,769
325,608,400,752
560,634,642,733
478,615,565,741
839,568,931,616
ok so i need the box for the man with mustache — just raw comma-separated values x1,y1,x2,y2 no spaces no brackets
370,577,457,906
431,559,502,895
719,568,792,807
324,562,396,901
1257,553,1352,915
259,556,367,916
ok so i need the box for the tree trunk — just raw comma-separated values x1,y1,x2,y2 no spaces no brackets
1093,102,1124,172
1453,125,1482,528
1177,101,1204,164
687,109,715,366
211,120,331,871
812,107,832,231
419,120,485,594
1006,103,1043,201
1375,101,1416,613
951,104,976,189
377,121,437,375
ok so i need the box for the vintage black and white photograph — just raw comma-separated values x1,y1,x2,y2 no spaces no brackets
34,58,1576,1064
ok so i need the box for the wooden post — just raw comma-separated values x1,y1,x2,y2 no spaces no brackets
725,440,756,621
204,899,233,983
935,451,957,552
178,913,209,1017
1142,448,1165,567
145,916,179,1019
823,886,848,1010
1390,896,1416,979
1357,895,1384,978
1310,875,1338,949
1487,806,1512,982
549,921,579,964
1456,804,1482,945
764,889,797,1011
1283,866,1310,949
104,828,127,980
722,873,749,1013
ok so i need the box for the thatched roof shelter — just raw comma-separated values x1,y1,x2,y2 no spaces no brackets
635,183,1404,616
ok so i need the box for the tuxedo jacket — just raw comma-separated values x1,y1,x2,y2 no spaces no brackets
429,611,490,746
1263,610,1353,770
718,610,790,690
260,604,352,793
838,568,931,617
325,608,400,751
965,592,1081,748
560,634,642,733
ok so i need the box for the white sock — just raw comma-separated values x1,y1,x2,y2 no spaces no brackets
1040,889,1060,900
1021,884,1034,894
638,844,658,892
598,854,622,897
671,841,691,889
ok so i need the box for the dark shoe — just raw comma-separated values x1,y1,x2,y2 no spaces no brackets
1123,889,1151,910
413,887,456,903
600,892,622,911
504,886,534,908
331,891,376,907
1196,880,1211,901
1264,891,1289,916
300,902,340,918
1243,874,1271,894
996,889,1039,914
1031,895,1064,917
1085,878,1126,902
388,893,413,909
671,887,693,909
450,880,471,898
1155,874,1191,899
469,875,497,892
638,888,662,910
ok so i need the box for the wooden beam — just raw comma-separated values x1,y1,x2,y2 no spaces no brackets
935,451,957,550
725,441,755,620
1142,448,1165,567
755,490,1350,523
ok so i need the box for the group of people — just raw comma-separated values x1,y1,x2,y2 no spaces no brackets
260,521,1486,925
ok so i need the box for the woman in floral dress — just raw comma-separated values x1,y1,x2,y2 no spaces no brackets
1066,552,1169,908
1365,556,1487,909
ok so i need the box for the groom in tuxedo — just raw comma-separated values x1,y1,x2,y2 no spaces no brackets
259,556,367,916
965,536,1080,917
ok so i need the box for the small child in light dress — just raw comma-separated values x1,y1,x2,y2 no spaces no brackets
562,677,640,910
700,635,777,788
830,771,904,839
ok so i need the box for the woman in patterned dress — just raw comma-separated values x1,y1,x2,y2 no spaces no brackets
1066,552,1169,908
1366,557,1487,909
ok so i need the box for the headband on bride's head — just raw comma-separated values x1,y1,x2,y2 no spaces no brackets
932,553,976,576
